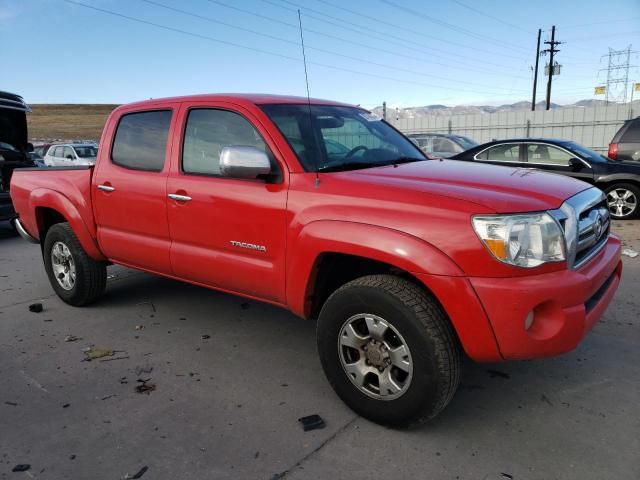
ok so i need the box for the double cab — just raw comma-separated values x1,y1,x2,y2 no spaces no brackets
10,94,622,427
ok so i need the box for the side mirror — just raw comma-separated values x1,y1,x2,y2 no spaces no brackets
220,145,271,179
26,142,34,153
569,157,584,170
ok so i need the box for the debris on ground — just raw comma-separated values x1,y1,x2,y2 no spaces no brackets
622,248,639,258
298,414,326,431
123,466,149,479
120,377,128,384
69,455,76,460
101,394,116,401
107,274,118,279
28,303,43,313
487,369,511,379
83,348,114,361
62,403,70,408
541,394,554,406
135,365,153,376
12,464,30,472
4,401,18,406
99,355,130,362
135,379,156,395
64,335,80,342
501,474,514,480
201,334,211,340
135,325,145,330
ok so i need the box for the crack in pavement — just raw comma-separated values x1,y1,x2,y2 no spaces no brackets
270,416,358,479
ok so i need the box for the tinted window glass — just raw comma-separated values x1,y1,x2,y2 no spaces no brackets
621,118,640,142
182,109,268,176
477,144,520,161
527,144,572,165
112,110,172,171
62,146,75,159
432,137,461,154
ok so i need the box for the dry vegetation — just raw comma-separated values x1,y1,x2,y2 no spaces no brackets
27,104,119,142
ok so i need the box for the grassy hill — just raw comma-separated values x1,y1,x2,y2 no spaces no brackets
27,104,119,142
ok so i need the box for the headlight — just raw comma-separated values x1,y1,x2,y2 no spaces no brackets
472,213,565,268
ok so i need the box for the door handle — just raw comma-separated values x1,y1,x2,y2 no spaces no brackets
97,184,115,192
168,193,192,202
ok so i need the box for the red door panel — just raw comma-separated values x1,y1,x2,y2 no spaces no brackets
166,102,289,303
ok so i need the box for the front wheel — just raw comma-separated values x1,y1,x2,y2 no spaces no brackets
317,275,461,428
605,183,640,219
43,223,106,306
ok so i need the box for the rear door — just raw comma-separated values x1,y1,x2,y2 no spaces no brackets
525,142,594,183
93,106,176,273
617,118,640,161
473,142,524,168
166,102,288,303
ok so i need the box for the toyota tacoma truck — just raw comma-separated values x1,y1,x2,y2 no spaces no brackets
10,94,622,427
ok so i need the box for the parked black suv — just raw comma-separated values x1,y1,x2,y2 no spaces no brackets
1,91,34,224
609,117,640,162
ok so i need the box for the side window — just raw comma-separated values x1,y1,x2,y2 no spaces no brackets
527,144,572,165
477,144,520,161
182,109,268,176
111,110,172,171
62,146,75,159
621,119,640,143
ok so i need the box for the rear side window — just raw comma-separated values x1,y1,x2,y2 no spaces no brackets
620,118,640,143
111,110,172,171
182,109,268,176
476,144,521,161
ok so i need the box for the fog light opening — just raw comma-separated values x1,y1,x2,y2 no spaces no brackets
524,311,535,331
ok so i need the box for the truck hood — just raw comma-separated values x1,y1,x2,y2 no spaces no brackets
344,159,590,213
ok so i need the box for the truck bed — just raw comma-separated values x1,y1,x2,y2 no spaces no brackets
10,166,96,242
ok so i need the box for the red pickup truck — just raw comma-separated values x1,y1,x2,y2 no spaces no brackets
11,94,622,427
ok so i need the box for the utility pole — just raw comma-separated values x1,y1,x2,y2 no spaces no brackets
531,28,542,111
543,25,561,110
382,101,387,120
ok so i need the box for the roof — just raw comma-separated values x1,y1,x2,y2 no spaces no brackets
116,93,355,111
0,90,31,112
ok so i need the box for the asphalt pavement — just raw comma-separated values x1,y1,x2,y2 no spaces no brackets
1,220,639,480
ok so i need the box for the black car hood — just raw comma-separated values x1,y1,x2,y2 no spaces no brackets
0,108,28,152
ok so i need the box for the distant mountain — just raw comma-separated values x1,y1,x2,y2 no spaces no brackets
372,99,637,119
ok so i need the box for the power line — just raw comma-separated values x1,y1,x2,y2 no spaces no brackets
377,0,531,53
61,0,529,98
139,0,527,91
449,0,531,33
264,0,528,64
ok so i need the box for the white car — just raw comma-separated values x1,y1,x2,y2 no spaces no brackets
44,143,98,167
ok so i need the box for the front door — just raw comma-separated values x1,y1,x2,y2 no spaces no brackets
93,107,176,274
525,143,594,183
166,103,288,303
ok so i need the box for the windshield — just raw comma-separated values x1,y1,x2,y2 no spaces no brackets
260,104,426,172
453,136,478,150
561,141,609,163
73,146,98,158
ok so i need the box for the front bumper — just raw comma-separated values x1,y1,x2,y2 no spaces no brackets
469,235,622,360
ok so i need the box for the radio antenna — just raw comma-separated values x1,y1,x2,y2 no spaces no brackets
297,9,320,187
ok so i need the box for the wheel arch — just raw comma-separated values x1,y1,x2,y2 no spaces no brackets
29,189,106,261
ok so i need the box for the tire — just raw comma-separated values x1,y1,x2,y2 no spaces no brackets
43,223,106,306
604,183,640,220
317,274,461,428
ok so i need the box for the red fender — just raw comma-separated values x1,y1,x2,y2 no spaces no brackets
286,220,464,318
29,188,106,261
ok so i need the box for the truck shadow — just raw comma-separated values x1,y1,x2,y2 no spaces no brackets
0,220,18,240
96,269,617,433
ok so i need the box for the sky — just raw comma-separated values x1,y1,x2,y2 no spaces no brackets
1,0,639,108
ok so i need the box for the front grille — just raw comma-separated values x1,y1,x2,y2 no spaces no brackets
575,199,610,267
551,188,609,269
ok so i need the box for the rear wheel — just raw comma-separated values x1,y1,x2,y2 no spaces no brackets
317,274,461,428
43,223,106,306
605,183,639,219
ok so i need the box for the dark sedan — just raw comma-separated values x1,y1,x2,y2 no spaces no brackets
451,138,640,219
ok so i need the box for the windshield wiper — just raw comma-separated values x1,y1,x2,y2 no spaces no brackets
318,161,383,173
389,156,425,166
